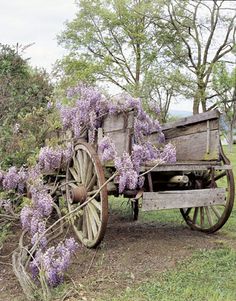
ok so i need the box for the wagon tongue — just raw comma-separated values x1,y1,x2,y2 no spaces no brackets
71,185,87,204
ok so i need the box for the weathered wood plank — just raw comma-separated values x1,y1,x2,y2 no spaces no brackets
107,131,132,156
161,110,220,131
161,119,219,140
142,188,226,211
103,111,134,133
170,130,219,161
140,163,232,172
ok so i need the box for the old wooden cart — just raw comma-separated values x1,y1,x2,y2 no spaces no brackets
56,110,235,248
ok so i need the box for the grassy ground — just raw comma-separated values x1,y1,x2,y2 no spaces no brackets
106,248,236,301
100,145,236,301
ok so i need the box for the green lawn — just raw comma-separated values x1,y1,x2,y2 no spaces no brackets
107,248,236,301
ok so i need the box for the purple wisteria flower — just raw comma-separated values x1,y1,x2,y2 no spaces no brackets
160,143,176,164
20,206,34,231
2,167,20,191
115,152,139,193
30,238,79,286
98,136,117,162
38,147,63,172
59,84,111,140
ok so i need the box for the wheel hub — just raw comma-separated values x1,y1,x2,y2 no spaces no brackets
71,185,87,204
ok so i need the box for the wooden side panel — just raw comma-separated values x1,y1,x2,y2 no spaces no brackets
169,129,220,161
106,131,131,157
148,119,220,161
142,188,226,211
162,110,220,131
103,111,134,133
163,119,219,140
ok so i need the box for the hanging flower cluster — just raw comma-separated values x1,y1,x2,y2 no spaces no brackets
38,145,72,173
30,238,78,286
1,167,28,193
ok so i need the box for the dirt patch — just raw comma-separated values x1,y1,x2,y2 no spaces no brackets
0,212,221,301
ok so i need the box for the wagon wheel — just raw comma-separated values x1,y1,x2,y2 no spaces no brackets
180,144,235,233
66,141,108,248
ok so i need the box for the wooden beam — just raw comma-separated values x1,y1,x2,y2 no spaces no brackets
141,164,232,172
161,119,219,140
161,110,220,131
142,188,226,211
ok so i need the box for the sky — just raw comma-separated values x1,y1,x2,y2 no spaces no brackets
1,0,234,113
0,0,76,72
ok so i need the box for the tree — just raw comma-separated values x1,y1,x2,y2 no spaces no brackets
211,62,236,151
0,44,53,124
57,0,171,97
164,0,236,114
142,66,193,123
0,44,54,167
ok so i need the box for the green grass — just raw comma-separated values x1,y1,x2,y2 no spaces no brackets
106,248,236,301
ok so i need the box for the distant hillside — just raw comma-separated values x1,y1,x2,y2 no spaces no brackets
169,110,192,118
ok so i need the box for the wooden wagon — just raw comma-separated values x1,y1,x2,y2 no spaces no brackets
58,110,235,248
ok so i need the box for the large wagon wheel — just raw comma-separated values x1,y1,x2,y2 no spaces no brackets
180,144,235,233
66,141,108,248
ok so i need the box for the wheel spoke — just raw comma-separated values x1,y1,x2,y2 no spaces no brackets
82,208,87,239
214,171,227,182
77,150,86,184
88,202,101,227
185,208,192,216
69,182,78,189
73,156,81,183
200,207,204,227
192,207,199,225
87,190,98,196
69,167,80,183
87,204,98,238
205,206,213,227
87,173,97,190
210,205,221,219
83,152,89,177
85,207,93,241
91,198,102,211
85,160,94,187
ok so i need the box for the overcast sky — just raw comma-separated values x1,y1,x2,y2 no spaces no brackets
0,0,76,72
1,0,234,113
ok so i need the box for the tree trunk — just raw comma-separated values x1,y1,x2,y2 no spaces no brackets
193,91,200,114
228,122,233,153
193,78,206,114
134,42,141,97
